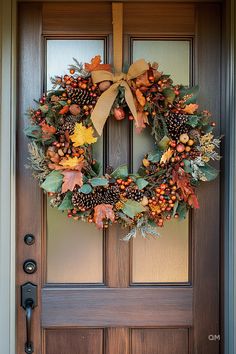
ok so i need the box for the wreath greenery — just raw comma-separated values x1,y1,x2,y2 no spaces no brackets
25,56,220,239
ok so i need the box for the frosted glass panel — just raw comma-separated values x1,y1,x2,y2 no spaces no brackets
47,205,103,283
46,40,104,283
132,40,190,283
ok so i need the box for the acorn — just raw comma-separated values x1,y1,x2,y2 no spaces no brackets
113,107,125,121
98,80,111,92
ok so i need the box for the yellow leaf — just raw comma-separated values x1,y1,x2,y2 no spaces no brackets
70,123,97,147
183,104,199,114
59,156,84,169
160,148,173,164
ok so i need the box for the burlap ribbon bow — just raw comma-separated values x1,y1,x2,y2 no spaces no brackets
90,59,149,135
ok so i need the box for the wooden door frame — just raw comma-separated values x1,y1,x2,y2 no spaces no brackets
0,0,235,353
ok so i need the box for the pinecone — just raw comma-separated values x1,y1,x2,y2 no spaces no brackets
166,113,189,141
50,193,64,207
61,115,80,134
126,187,144,202
102,186,120,204
72,191,97,210
66,87,96,106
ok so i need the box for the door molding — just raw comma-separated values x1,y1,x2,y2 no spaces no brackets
0,1,235,353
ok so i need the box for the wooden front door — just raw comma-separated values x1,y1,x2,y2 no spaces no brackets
17,2,222,354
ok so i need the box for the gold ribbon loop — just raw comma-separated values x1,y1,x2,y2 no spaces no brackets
90,59,149,135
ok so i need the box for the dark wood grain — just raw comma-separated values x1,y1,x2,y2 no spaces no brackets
123,3,195,35
132,328,189,354
45,328,103,354
17,3,43,354
106,328,130,354
42,2,112,35
192,4,221,354
42,287,192,327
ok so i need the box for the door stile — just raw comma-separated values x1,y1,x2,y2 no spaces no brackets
193,3,221,354
17,3,43,354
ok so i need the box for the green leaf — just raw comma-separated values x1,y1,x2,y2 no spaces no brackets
176,202,188,220
183,159,193,173
92,161,101,175
58,192,73,210
199,164,219,181
187,115,200,128
162,87,175,104
58,100,67,106
111,164,128,179
148,218,157,227
41,170,63,192
40,104,49,113
147,150,162,163
122,199,146,218
179,85,199,104
90,177,109,187
24,125,42,140
136,178,149,190
79,184,93,194
172,200,179,217
158,135,170,150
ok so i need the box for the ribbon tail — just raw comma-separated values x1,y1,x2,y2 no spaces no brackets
121,82,137,120
91,83,119,135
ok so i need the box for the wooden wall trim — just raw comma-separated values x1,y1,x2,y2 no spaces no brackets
0,0,17,354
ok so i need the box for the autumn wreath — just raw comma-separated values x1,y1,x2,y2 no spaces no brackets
25,56,220,239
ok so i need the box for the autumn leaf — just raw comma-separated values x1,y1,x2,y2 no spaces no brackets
136,89,146,107
61,170,83,193
188,194,199,209
40,122,56,140
84,55,112,72
172,168,195,202
70,123,97,147
93,204,115,229
160,148,173,164
59,105,69,114
135,71,152,88
183,103,199,114
135,111,148,133
59,156,84,170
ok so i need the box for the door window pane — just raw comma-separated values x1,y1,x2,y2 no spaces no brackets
132,40,190,283
46,40,105,283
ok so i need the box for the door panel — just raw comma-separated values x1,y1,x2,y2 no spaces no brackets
131,329,189,354
45,329,103,354
17,2,221,354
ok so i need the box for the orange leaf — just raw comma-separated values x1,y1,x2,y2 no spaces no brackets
160,148,174,164
40,122,56,140
93,204,115,229
61,170,83,193
172,168,195,202
136,89,146,107
59,105,69,114
188,194,199,209
84,55,112,72
183,104,199,114
135,71,151,88
135,111,148,134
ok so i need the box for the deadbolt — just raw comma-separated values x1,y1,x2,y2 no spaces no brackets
23,260,37,274
24,234,35,246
